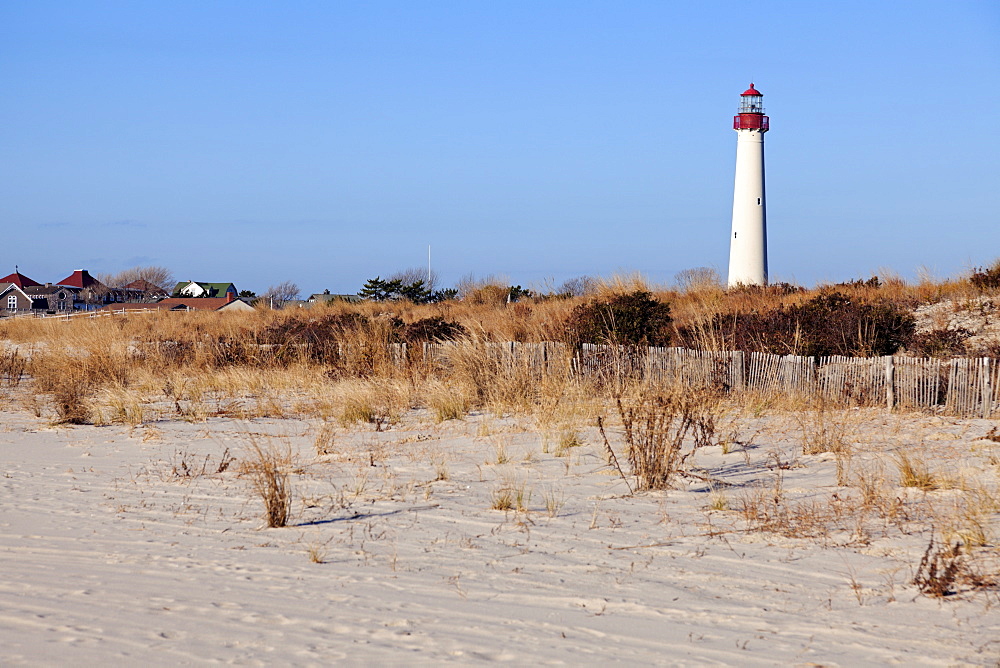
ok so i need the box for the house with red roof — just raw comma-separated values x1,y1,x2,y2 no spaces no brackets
0,270,64,312
0,270,42,290
57,269,105,290
52,269,142,310
122,279,169,301
2,268,227,315
2,269,118,313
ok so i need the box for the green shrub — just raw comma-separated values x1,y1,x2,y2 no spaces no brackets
564,290,672,346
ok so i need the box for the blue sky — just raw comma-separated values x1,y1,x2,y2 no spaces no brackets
2,1,998,294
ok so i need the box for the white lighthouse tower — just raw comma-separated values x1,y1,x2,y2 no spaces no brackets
727,83,769,287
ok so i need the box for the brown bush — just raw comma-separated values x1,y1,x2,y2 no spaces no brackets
615,383,722,490
0,349,27,387
912,536,994,597
677,291,915,357
970,260,1000,292
908,328,972,358
242,438,293,528
399,317,467,343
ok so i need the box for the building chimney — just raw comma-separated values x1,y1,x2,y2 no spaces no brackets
226,291,235,303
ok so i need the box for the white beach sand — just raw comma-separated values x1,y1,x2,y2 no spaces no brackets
1,405,998,665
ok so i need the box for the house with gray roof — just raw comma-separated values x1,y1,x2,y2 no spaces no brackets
306,291,362,307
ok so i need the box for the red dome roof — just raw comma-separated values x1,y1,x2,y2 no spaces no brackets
741,83,763,96
0,271,41,288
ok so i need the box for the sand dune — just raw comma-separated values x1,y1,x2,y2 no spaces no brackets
2,406,998,665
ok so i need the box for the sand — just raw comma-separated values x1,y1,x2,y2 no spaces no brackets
1,404,998,665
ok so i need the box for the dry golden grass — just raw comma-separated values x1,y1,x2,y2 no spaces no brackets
94,384,147,426
313,421,338,456
491,471,530,512
304,538,331,564
5,304,1000,605
1,266,992,358
614,381,724,490
440,337,544,415
1,268,996,438
796,398,855,456
425,379,471,422
241,436,294,528
896,451,939,490
334,378,412,430
0,348,28,387
542,485,564,517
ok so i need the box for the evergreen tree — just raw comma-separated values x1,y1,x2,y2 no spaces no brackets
430,288,459,303
358,277,389,301
399,279,432,304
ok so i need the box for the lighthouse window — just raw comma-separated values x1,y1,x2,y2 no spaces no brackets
757,198,761,205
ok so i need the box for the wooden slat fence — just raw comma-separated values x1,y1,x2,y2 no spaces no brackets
418,342,998,418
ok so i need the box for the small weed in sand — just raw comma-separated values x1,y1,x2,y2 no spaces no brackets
49,376,93,424
168,449,212,479
314,421,337,456
305,537,332,564
855,461,891,509
542,486,565,517
554,430,582,457
845,566,867,606
896,451,939,491
912,536,993,597
0,349,27,387
491,474,530,512
512,481,531,512
432,456,449,481
708,490,729,511
100,386,146,426
337,380,407,431
946,510,990,548
940,492,993,547
21,392,43,418
491,438,511,465
349,469,370,500
490,485,515,511
141,425,163,442
242,437,294,528
797,400,852,456
340,399,376,427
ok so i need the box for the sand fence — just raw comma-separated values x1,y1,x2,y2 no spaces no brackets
418,342,998,418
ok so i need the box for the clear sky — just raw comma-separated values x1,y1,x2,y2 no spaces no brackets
2,1,998,295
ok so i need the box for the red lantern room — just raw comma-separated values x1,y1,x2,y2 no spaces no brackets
734,83,769,132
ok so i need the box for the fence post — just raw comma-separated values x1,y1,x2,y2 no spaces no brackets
732,351,744,392
884,356,895,411
982,357,992,419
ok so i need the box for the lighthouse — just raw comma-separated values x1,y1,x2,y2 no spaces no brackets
727,83,769,287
